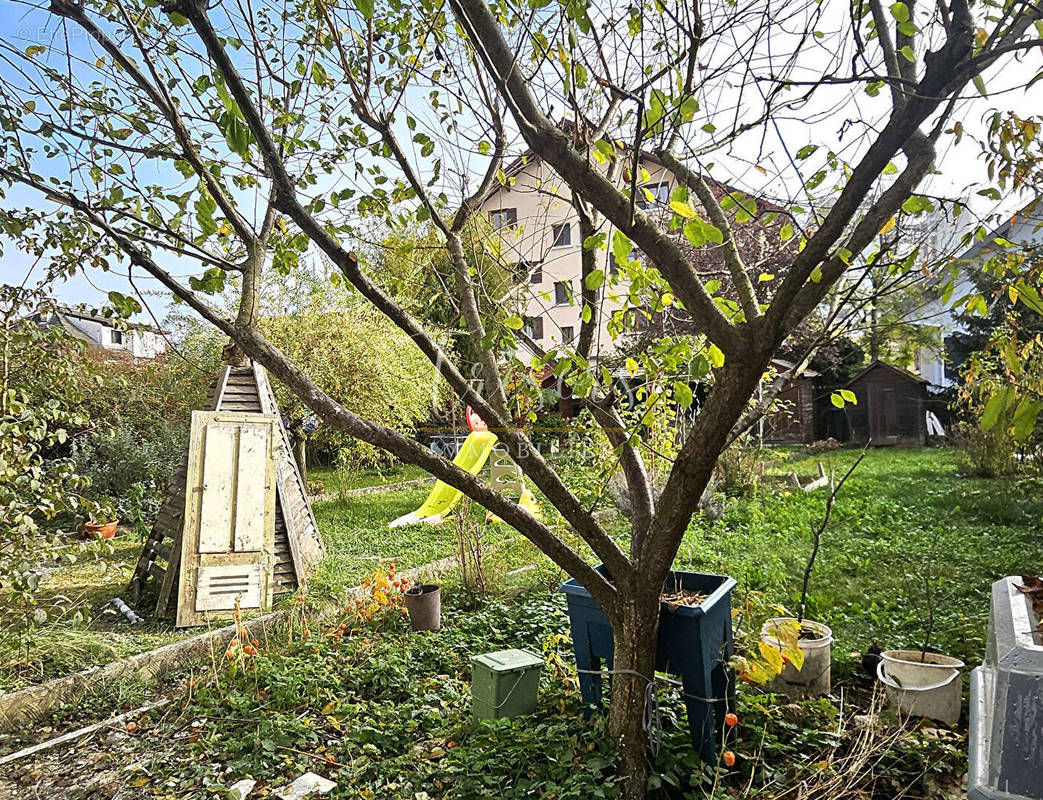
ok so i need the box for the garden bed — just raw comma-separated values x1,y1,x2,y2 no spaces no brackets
0,581,967,800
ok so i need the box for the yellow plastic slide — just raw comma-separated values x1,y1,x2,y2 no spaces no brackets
389,431,499,528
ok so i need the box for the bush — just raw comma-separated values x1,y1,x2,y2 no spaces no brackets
71,421,185,534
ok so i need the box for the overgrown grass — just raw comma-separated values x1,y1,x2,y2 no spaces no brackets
676,447,1043,671
0,534,192,692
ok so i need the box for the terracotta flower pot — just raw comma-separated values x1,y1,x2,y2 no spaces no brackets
84,520,118,539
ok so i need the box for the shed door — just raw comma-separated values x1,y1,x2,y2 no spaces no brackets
868,384,899,444
177,411,278,628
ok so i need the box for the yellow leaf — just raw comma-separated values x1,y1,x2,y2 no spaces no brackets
758,640,785,674
879,216,896,235
669,201,698,219
785,643,806,671
661,292,674,306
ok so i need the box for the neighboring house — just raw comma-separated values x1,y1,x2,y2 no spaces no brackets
481,143,791,361
913,199,1043,389
29,305,168,359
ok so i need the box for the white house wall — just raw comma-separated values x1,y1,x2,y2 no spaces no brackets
482,155,676,361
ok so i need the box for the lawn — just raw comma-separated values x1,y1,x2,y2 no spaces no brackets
307,462,429,495
2,447,1037,799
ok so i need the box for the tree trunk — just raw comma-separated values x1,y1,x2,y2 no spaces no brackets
608,591,661,800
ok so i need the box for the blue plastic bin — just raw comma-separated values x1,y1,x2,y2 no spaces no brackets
559,565,737,761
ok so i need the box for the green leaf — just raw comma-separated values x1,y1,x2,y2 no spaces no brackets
612,230,632,270
584,269,605,290
504,316,524,331
707,344,725,368
981,387,1014,431
899,45,915,62
840,389,857,404
352,0,374,19
973,74,987,96
889,2,909,22
1012,398,1043,441
673,381,693,408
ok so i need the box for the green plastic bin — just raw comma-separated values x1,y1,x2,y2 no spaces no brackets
470,649,544,721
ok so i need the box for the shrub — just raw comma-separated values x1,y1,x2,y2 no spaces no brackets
71,420,185,533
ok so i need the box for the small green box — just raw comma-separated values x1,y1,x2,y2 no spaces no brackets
470,648,544,721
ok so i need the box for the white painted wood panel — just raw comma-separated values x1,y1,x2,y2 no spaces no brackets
195,563,262,611
234,425,267,552
198,425,235,553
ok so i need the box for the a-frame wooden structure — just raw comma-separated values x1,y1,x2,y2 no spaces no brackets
130,361,325,619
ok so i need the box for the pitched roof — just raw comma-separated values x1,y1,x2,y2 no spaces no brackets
843,359,927,387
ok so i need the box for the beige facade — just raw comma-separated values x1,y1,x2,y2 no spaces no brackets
480,154,677,361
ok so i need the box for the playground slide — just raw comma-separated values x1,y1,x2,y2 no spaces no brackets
389,430,499,528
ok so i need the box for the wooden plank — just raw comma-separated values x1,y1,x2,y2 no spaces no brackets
197,425,235,554
176,411,278,628
234,425,267,552
0,700,169,767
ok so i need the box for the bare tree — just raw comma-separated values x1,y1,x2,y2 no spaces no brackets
2,0,1041,795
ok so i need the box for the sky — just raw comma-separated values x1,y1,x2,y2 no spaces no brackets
2,0,1042,333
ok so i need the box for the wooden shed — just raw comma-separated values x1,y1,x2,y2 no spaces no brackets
761,361,819,445
842,360,929,447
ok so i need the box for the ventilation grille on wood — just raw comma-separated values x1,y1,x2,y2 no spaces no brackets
195,564,262,611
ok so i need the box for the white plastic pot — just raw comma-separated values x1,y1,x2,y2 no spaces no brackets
761,617,833,698
878,649,964,725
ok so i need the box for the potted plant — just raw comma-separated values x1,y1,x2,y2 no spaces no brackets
81,496,119,540
559,565,737,762
877,554,964,724
761,452,865,698
404,583,442,631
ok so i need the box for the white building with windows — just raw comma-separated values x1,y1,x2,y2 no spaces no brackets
480,150,680,358
29,305,168,360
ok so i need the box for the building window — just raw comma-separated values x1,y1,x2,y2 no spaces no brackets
636,181,670,209
110,329,124,345
561,326,574,343
551,222,572,248
528,262,543,284
554,281,570,305
524,316,544,340
489,208,517,229
631,307,650,332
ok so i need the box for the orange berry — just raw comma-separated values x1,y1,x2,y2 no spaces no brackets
251,639,260,648
725,713,738,727
302,629,310,637
723,751,736,767
125,721,139,734
238,629,248,639
225,649,235,659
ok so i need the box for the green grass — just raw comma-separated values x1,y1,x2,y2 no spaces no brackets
0,534,194,692
307,462,428,494
676,447,1043,670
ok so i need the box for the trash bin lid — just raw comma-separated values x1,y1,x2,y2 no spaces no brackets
471,648,543,673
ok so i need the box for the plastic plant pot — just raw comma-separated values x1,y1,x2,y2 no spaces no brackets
470,648,544,721
558,565,736,762
877,649,964,724
404,584,441,631
84,520,118,540
761,617,833,698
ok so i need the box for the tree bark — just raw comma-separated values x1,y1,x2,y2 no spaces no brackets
608,590,660,800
